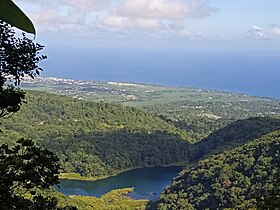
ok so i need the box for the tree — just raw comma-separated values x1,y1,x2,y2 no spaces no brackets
256,173,280,210
0,139,61,209
0,12,76,210
0,21,46,118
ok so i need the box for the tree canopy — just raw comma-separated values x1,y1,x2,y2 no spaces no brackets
0,18,76,210
157,130,280,209
0,21,46,118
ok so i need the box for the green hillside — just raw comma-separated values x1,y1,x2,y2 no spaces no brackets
157,130,280,209
1,90,280,209
144,99,280,139
43,188,148,210
21,77,280,140
1,91,279,180
191,117,280,161
0,90,192,178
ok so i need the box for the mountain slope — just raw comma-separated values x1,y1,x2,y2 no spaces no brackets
0,90,192,177
157,130,280,209
190,117,280,161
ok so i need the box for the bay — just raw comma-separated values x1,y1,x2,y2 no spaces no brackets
57,166,182,201
42,49,280,99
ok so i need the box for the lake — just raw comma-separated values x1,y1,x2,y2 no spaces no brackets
57,166,182,201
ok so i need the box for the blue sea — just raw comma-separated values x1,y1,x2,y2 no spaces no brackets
41,48,280,99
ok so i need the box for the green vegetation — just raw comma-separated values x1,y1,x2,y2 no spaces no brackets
28,187,148,210
2,82,280,209
0,21,45,119
0,0,35,34
0,90,192,178
157,130,280,209
69,188,148,210
0,20,72,209
9,5,280,209
191,117,280,161
2,90,279,180
145,99,280,138
1,19,280,208
256,173,280,209
21,188,149,210
21,77,280,139
0,138,77,210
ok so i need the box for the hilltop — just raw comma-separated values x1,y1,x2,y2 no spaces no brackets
21,77,280,138
0,90,192,178
157,129,280,209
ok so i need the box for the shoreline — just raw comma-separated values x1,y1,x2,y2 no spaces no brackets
59,163,187,182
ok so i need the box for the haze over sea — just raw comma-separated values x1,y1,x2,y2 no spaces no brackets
41,47,280,100
14,0,280,99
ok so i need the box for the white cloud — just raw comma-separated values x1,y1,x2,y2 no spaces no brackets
116,0,188,20
58,0,108,12
247,25,280,40
102,15,129,28
15,0,217,37
271,27,280,38
134,18,163,30
180,30,203,39
248,26,266,39
100,0,217,34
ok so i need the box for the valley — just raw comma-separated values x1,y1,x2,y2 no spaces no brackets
1,77,279,209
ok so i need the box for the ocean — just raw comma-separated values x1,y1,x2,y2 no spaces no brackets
41,48,280,99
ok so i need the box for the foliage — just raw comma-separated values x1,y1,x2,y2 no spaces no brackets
0,138,75,209
0,0,35,34
157,130,280,209
145,99,280,139
2,90,280,180
256,173,280,210
191,117,280,161
0,21,45,118
0,90,192,177
0,19,76,209
68,188,148,210
21,77,280,141
38,187,149,210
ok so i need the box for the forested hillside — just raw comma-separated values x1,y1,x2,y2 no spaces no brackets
44,188,148,210
1,89,280,209
0,91,192,178
1,90,280,180
22,77,280,141
191,117,280,161
145,99,280,139
157,130,280,209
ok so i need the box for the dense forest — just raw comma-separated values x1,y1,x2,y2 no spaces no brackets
0,90,279,209
1,90,280,181
0,87,279,209
0,91,193,178
191,117,280,161
2,3,280,209
42,188,148,210
145,99,280,138
157,130,280,209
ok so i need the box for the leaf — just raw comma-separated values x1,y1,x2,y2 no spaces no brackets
0,0,35,34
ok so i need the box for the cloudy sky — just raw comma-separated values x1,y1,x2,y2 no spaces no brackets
14,0,280,46
12,0,280,97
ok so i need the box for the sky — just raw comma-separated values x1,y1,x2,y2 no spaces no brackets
14,0,280,50
12,0,280,98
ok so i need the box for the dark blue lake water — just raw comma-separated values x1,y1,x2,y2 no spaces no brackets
57,166,182,201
